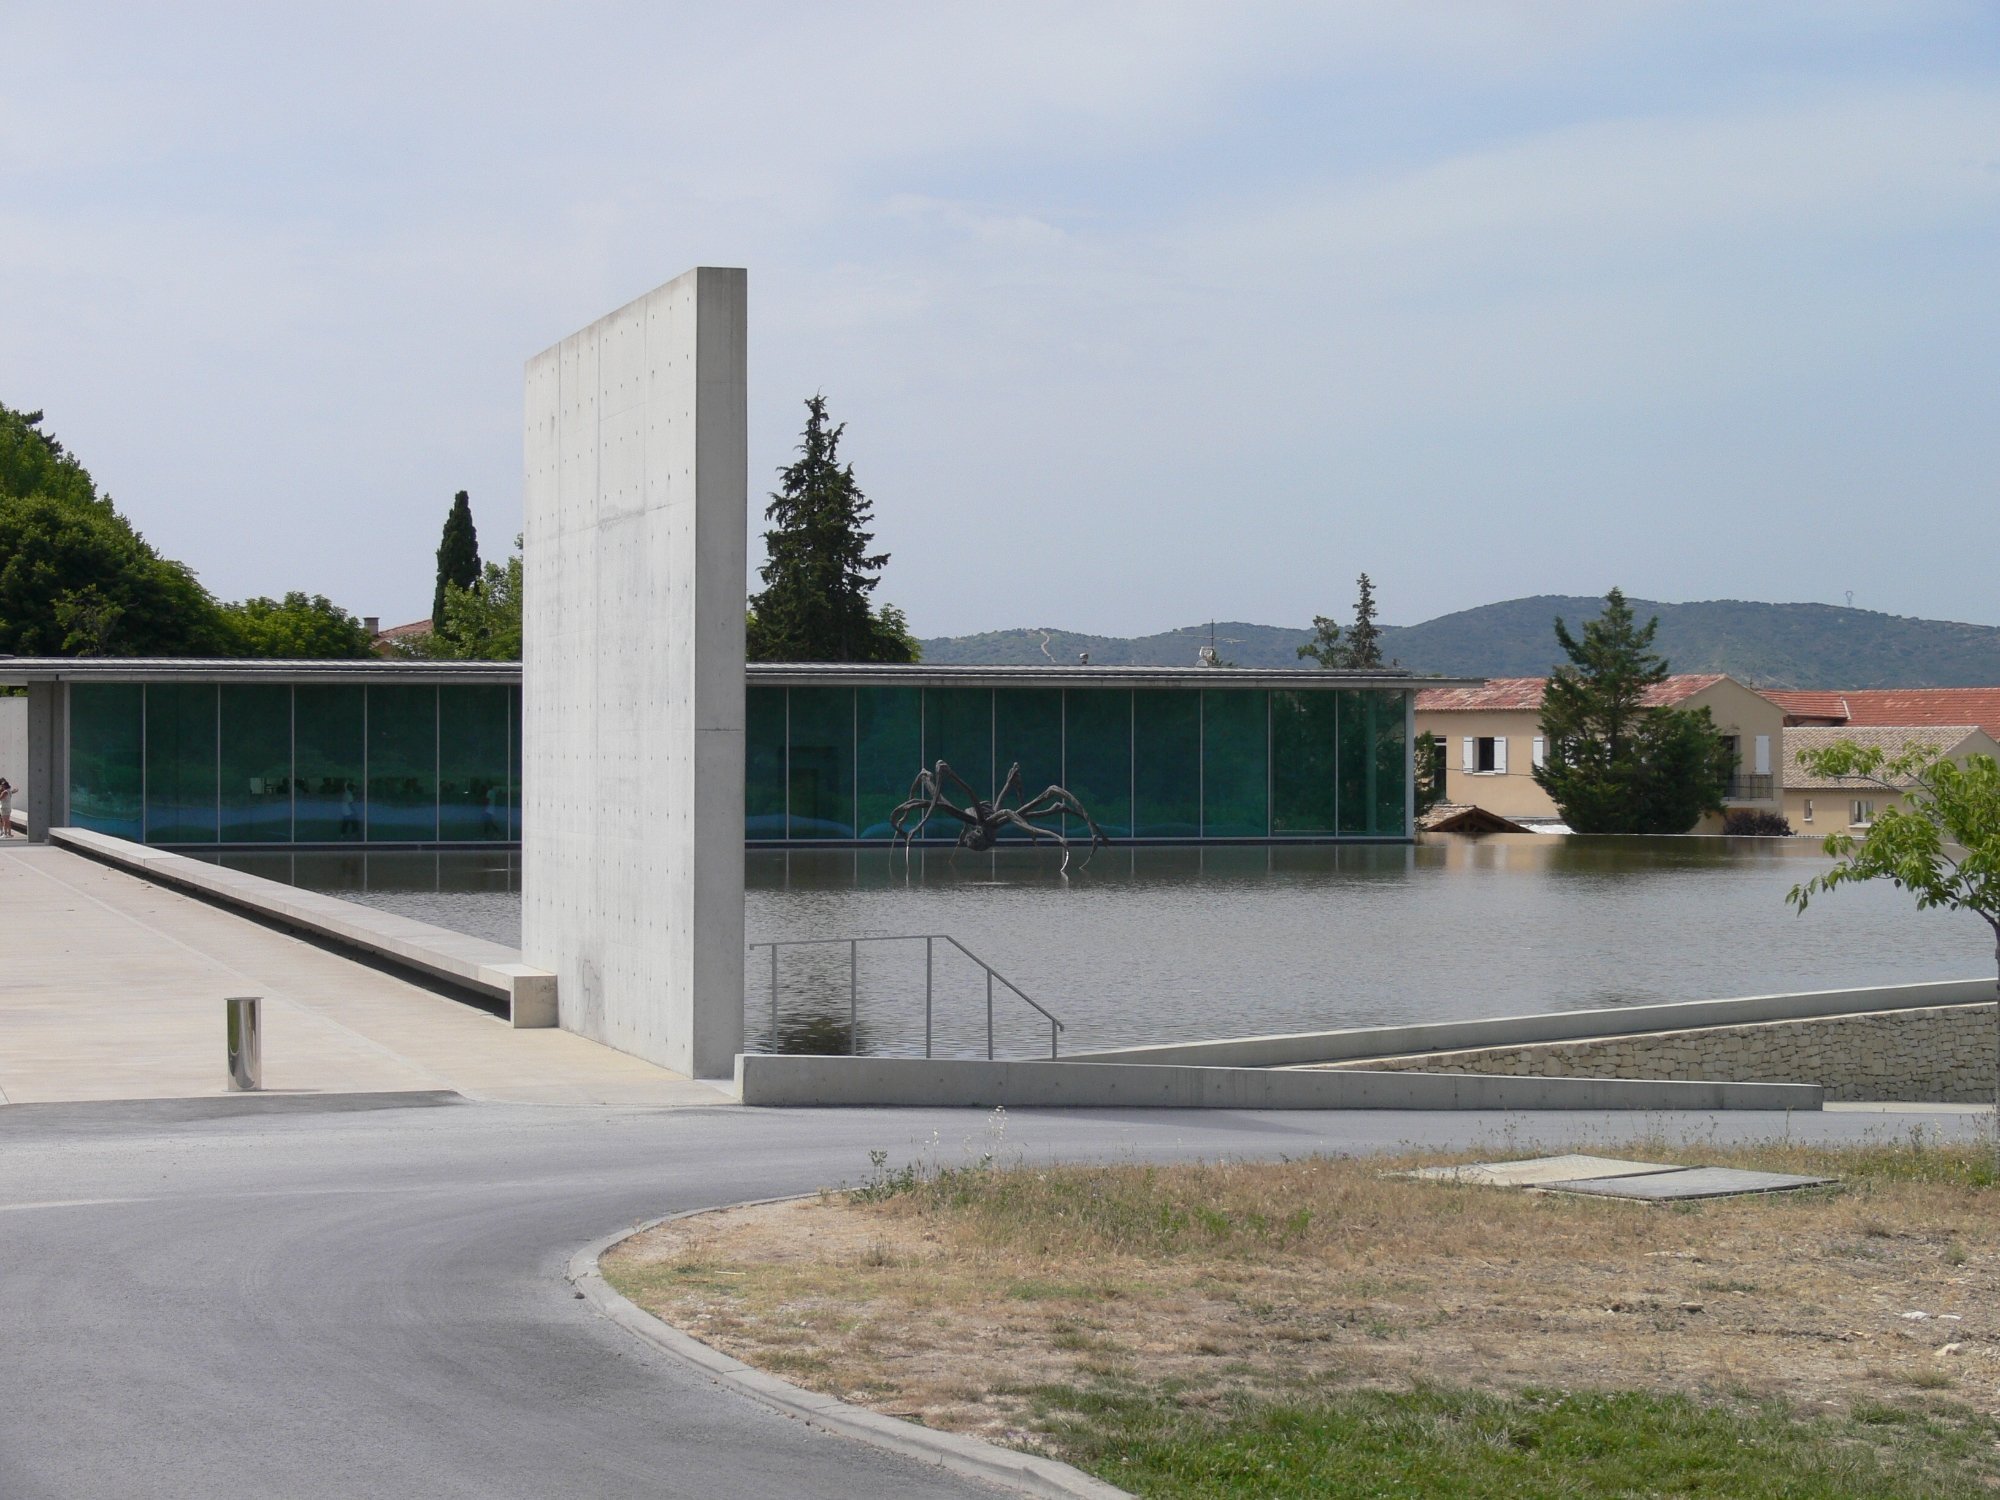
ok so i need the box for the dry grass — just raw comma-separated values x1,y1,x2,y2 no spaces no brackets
602,1132,2000,1452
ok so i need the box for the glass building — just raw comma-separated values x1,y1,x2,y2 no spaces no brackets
5,660,1416,847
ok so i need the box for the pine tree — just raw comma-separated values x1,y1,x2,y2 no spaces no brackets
1533,587,1734,833
432,491,480,636
1345,572,1384,668
747,395,917,663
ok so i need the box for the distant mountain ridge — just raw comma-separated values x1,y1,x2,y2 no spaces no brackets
917,598,2000,690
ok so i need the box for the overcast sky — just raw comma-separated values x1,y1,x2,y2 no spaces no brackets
4,3,1995,637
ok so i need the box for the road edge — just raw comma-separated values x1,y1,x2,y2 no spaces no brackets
567,1202,1133,1500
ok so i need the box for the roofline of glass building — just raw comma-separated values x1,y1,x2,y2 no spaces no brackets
2,659,1473,849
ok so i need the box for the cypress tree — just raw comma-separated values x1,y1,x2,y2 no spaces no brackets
748,395,916,663
1345,572,1384,668
432,490,480,635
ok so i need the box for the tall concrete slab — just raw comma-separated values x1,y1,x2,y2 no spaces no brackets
522,267,747,1078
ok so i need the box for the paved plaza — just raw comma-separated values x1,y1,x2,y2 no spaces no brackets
0,843,728,1107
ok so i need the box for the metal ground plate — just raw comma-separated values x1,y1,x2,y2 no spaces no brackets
1545,1167,1837,1201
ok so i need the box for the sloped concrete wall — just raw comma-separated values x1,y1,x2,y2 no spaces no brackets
522,267,747,1077
1328,1003,1997,1102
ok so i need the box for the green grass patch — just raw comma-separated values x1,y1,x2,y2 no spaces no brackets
1027,1383,2000,1499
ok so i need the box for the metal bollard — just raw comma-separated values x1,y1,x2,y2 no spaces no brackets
226,996,262,1091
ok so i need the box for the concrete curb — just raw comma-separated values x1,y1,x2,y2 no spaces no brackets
567,1204,1132,1500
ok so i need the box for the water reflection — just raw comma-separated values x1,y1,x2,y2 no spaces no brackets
220,836,1997,1062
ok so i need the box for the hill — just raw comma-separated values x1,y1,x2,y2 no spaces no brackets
918,598,2000,689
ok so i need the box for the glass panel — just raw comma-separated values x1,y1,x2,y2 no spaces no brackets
1201,690,1267,838
787,685,854,839
1271,689,1339,835
144,683,218,843
219,685,292,842
367,685,437,841
922,688,992,835
506,685,522,840
294,685,364,842
438,685,511,841
1062,689,1130,839
1375,691,1408,836
992,688,1062,840
745,686,787,839
856,685,922,839
1337,691,1373,835
67,683,143,840
1133,690,1200,839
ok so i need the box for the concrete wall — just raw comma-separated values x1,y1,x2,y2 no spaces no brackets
1066,977,1997,1069
522,267,748,1078
1328,1003,1997,1103
0,694,23,827
735,1053,1821,1111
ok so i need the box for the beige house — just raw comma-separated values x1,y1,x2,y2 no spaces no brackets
1414,674,1788,831
1784,724,2000,834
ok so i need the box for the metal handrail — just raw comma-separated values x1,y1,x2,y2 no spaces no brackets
745,933,1065,1059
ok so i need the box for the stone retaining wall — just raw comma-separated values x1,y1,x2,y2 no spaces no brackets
1325,1004,1997,1103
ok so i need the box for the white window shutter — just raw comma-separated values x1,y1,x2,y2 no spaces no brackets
1494,737,1508,774
1532,736,1546,769
1462,737,1475,772
1754,735,1771,775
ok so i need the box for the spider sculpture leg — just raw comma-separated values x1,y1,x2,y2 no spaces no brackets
993,808,1079,874
1014,786,1110,868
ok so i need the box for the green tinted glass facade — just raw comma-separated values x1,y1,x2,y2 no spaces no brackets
746,682,1408,844
68,683,144,841
65,679,518,847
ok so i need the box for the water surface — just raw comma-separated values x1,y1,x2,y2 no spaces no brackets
217,837,1995,1059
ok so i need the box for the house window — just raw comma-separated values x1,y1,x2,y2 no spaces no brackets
1802,798,1813,824
1462,735,1507,774
1531,735,1546,769
1850,799,1875,827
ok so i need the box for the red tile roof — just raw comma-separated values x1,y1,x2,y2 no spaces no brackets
1415,674,1729,713
1764,688,2000,739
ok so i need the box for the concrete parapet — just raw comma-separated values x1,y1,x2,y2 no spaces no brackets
51,828,558,1026
735,1053,1820,1111
1324,1003,1998,1103
1066,980,1998,1070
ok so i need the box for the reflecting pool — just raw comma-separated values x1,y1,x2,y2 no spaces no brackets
223,836,1997,1060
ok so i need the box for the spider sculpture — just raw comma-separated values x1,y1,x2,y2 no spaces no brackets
890,760,1109,872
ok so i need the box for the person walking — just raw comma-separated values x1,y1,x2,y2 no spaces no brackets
0,776,15,837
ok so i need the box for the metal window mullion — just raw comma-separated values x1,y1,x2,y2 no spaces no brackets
1403,690,1415,840
140,684,148,844
434,685,441,843
362,686,370,843
1197,690,1205,840
289,686,297,845
214,685,222,841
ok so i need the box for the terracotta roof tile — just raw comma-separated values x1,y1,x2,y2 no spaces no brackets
1414,673,1731,713
1782,724,1987,789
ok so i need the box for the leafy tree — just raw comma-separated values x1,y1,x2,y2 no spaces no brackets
747,395,917,663
1296,613,1343,668
1,403,231,655
1415,730,1447,815
1297,573,1386,669
432,490,480,637
1788,742,2000,1155
1532,587,1733,833
221,593,374,658
402,537,521,661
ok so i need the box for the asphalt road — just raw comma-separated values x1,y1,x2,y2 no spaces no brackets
2,1095,1986,1499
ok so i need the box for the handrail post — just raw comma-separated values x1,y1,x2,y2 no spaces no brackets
849,939,858,1056
769,944,779,1051
924,936,933,1058
986,969,994,1060
1050,1017,1058,1059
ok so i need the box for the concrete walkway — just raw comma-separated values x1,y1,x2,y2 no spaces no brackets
0,843,731,1107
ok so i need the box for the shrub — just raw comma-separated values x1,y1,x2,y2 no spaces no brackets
1723,808,1794,836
